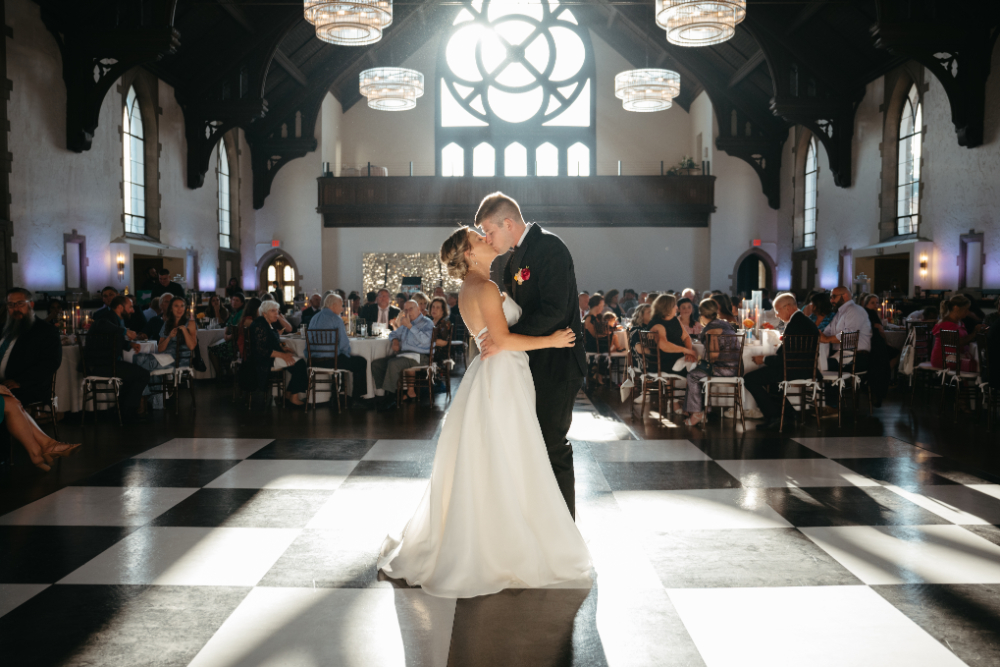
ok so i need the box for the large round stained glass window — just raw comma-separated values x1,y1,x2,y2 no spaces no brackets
437,0,595,177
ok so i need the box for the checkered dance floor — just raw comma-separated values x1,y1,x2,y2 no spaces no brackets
3,400,1000,666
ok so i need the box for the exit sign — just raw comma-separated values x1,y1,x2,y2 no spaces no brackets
271,240,280,247
752,239,762,247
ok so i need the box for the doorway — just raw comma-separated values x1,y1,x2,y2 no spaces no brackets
873,253,910,295
736,252,772,299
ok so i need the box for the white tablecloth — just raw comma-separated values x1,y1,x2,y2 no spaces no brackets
279,335,393,401
689,329,781,414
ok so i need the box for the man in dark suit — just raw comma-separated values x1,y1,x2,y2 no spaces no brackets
743,293,820,431
477,192,587,520
300,293,322,327
0,287,62,405
86,296,150,423
359,288,399,327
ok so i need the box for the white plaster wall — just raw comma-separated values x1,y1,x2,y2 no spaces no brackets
237,129,258,291
8,0,121,291
776,128,795,291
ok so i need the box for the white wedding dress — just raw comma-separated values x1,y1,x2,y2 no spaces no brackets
378,294,592,598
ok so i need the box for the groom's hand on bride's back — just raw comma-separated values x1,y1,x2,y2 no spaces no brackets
479,333,499,360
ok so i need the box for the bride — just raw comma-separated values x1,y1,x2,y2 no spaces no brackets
377,226,592,598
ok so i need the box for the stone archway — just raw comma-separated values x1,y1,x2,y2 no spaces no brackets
256,248,301,301
730,247,776,298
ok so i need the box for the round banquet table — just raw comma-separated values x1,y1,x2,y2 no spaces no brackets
689,329,782,417
883,328,907,350
279,334,393,401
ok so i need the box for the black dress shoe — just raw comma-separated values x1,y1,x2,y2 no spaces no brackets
756,417,781,431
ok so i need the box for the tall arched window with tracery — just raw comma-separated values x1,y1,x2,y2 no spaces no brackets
803,137,818,249
217,141,231,249
123,87,145,235
436,0,595,177
897,84,922,235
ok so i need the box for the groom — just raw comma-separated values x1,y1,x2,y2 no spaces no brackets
476,192,587,519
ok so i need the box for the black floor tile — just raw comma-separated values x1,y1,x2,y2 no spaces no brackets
69,459,240,488
346,460,429,478
258,529,379,588
834,457,1000,490
692,437,825,460
597,461,741,491
0,584,250,666
248,439,377,460
151,488,334,528
873,584,1000,667
642,528,863,588
764,486,952,527
0,526,137,583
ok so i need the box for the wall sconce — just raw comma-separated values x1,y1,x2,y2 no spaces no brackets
919,254,928,277
116,252,125,280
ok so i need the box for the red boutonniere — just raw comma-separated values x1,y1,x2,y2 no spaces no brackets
514,267,530,285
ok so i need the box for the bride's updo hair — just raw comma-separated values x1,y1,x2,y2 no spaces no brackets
440,226,473,280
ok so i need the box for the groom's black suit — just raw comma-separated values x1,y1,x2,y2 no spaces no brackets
503,223,587,519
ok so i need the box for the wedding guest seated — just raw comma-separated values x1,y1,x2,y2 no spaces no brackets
648,294,697,386
85,296,150,423
583,294,610,385
124,295,147,335
628,303,653,358
360,288,399,328
807,292,835,332
158,296,197,368
645,292,659,305
930,294,982,371
447,292,461,328
578,292,590,321
301,293,322,326
684,299,738,426
760,288,773,311
348,291,362,316
142,296,159,322
94,286,118,314
270,281,285,306
744,293,819,430
620,289,639,316
260,294,293,333
241,300,308,407
861,294,899,407
603,313,626,353
1,288,62,405
712,293,738,325
639,291,649,305
151,268,184,300
701,290,713,301
433,286,445,298
236,297,260,361
604,290,623,318
143,295,167,342
395,292,407,311
680,288,696,302
210,292,245,376
819,286,872,415
676,297,703,337
225,277,240,298
372,300,434,408
0,384,80,471
429,296,453,364
412,291,430,317
44,299,63,326
307,293,369,403
205,294,229,327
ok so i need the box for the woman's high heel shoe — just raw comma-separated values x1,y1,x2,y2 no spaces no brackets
684,413,706,427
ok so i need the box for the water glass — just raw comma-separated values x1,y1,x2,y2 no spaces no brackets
359,324,368,337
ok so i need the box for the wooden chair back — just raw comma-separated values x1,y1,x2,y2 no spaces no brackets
306,328,340,370
836,330,860,372
939,329,961,372
780,334,819,382
708,332,745,376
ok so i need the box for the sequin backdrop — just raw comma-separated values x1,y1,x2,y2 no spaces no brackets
363,253,463,296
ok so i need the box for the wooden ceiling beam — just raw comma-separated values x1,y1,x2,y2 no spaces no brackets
274,49,308,86
217,0,255,34
728,50,765,88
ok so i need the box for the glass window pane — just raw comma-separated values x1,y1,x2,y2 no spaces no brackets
504,142,527,176
268,266,276,282
283,266,294,282
567,142,589,176
473,142,495,176
442,143,464,176
536,142,558,176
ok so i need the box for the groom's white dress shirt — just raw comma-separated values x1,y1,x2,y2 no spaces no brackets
515,223,534,248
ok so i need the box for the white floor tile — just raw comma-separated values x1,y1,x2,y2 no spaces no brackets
204,460,358,490
595,586,704,667
612,489,792,530
58,526,300,586
668,585,966,667
362,440,437,461
133,438,274,460
0,487,198,526
589,440,710,462
0,584,49,618
306,478,428,549
714,459,881,488
792,436,939,459
883,484,1000,525
568,410,634,442
576,494,665,591
188,587,455,667
800,524,1000,585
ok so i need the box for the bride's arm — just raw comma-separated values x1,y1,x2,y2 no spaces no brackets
477,283,575,352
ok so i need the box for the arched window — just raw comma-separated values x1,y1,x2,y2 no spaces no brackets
437,0,595,176
803,137,818,249
217,141,231,249
123,87,145,235
897,84,922,235
442,142,464,177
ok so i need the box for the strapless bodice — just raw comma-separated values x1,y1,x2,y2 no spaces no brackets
475,295,522,350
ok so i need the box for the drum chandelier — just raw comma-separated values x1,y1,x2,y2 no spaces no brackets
655,0,746,47
359,67,425,111
614,68,681,112
304,0,392,46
